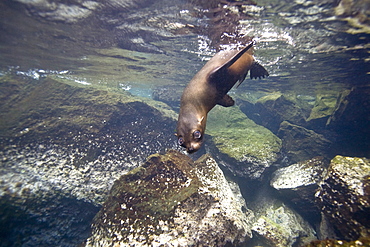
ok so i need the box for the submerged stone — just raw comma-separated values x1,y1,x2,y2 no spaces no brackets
316,155,370,240
270,157,328,223
0,75,178,246
278,121,333,163
306,94,337,129
85,150,254,246
206,106,282,179
250,198,316,247
152,85,182,110
241,93,310,134
303,237,370,247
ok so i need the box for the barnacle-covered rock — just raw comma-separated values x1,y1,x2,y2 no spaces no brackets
316,155,370,240
85,150,254,246
206,106,282,179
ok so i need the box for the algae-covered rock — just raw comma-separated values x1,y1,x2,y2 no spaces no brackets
306,94,337,128
316,155,370,240
85,150,254,246
278,121,333,163
251,199,317,247
206,106,282,179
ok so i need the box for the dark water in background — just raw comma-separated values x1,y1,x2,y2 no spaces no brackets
0,0,369,246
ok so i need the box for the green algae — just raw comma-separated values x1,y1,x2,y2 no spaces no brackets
207,105,282,162
307,94,338,123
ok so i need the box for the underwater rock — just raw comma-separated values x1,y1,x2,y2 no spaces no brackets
0,75,177,169
0,75,178,246
0,75,178,204
85,150,254,246
270,157,328,224
250,198,317,247
241,93,310,134
152,85,182,110
206,106,282,179
303,237,370,247
326,87,370,157
278,121,333,163
306,94,337,130
0,192,99,247
316,155,370,240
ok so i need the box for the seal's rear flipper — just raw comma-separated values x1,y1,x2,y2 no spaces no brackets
209,41,254,82
250,61,269,79
217,94,235,107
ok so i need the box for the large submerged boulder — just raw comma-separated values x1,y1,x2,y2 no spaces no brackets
85,150,254,246
206,106,282,179
239,93,310,134
316,155,370,240
277,121,333,163
270,157,328,223
0,75,178,246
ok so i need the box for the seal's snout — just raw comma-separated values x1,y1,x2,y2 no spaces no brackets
186,142,201,154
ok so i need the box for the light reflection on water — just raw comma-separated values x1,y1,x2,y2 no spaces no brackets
0,0,369,97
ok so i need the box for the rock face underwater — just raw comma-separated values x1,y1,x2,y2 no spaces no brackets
1,74,369,246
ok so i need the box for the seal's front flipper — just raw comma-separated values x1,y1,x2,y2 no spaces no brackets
217,94,235,107
250,61,269,79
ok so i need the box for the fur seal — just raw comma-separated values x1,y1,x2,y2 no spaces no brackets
176,41,269,153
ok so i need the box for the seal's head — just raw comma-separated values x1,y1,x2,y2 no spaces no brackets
176,116,205,153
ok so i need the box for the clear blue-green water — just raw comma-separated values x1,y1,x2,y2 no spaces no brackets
0,0,369,246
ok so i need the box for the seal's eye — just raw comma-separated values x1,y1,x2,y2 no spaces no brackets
178,137,185,146
193,130,202,139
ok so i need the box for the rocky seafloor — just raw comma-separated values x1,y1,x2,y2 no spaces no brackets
0,74,369,247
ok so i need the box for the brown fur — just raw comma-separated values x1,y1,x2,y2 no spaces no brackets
176,42,268,153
